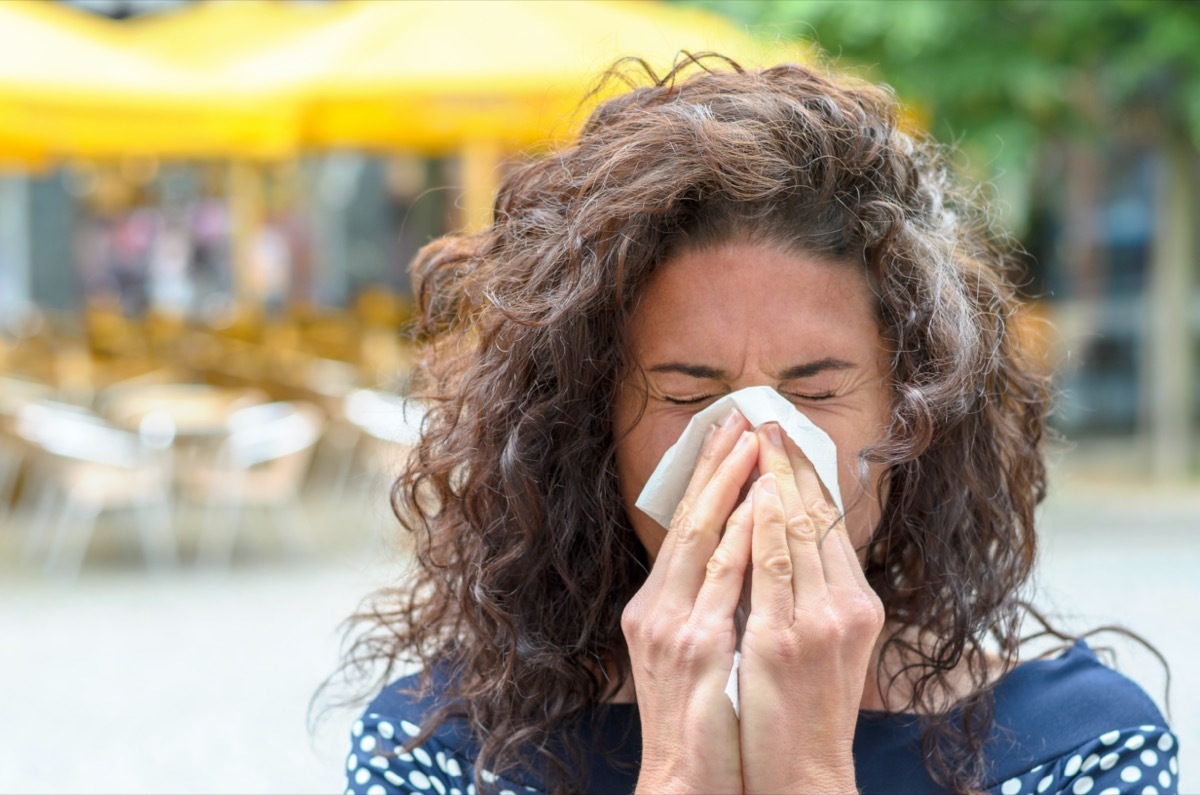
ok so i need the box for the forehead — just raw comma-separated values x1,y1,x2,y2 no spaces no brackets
626,241,880,366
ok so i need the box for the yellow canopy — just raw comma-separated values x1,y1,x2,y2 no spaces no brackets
128,0,780,154
123,0,351,70
307,0,778,151
2,0,778,160
0,1,295,161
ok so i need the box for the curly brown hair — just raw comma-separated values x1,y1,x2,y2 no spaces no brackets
334,54,1063,794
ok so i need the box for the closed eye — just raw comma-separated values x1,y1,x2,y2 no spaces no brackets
662,391,836,405
661,394,720,405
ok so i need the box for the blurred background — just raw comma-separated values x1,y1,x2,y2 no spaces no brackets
0,1,1196,792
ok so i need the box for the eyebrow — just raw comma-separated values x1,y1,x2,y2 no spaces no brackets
646,357,855,380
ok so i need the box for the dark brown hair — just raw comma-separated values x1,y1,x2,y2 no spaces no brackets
336,54,1063,793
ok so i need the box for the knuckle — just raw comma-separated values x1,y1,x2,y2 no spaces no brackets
669,626,706,663
844,600,876,630
827,594,885,638
859,593,887,630
799,601,841,638
671,512,700,544
813,616,845,645
632,618,667,652
759,552,793,578
705,548,737,580
670,499,692,526
809,503,841,530
620,606,641,640
769,630,805,661
787,513,818,539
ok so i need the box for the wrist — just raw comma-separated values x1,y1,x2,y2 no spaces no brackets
636,774,738,795
746,759,856,795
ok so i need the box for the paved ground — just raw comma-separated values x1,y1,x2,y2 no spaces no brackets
0,448,1196,794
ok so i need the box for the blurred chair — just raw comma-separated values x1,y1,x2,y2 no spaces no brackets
15,401,176,577
182,401,324,567
0,432,27,524
341,388,426,494
343,388,424,447
296,358,365,498
0,376,58,522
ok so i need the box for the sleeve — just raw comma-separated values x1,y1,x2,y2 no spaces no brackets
345,710,475,795
991,725,1180,795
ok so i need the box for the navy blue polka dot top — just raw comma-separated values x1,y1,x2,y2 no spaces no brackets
346,639,1178,794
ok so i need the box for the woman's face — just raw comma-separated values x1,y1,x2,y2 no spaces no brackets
613,240,892,563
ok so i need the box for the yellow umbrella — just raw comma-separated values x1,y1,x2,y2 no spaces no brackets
0,0,295,161
225,0,778,152
123,0,352,69
131,0,779,227
122,0,775,151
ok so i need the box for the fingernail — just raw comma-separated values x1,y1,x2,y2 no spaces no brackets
766,423,783,446
734,430,752,450
759,473,778,495
722,408,742,432
703,423,717,446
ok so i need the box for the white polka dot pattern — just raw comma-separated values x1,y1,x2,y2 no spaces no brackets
346,713,1179,794
986,726,1179,795
346,712,543,794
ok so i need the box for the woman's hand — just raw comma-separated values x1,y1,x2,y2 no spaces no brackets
737,423,885,795
622,409,759,795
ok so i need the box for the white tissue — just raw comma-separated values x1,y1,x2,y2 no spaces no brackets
633,386,843,718
634,385,843,527
724,650,742,715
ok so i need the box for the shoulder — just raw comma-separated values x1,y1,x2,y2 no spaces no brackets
359,668,466,745
984,640,1179,792
992,639,1168,752
344,669,539,795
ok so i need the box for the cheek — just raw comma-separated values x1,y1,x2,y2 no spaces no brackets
826,418,889,552
838,459,886,550
613,398,689,497
613,407,690,561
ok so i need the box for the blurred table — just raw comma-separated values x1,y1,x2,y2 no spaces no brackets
103,384,267,439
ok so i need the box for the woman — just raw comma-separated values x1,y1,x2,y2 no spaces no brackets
339,56,1177,794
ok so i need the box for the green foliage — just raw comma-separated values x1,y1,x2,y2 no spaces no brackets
683,0,1200,176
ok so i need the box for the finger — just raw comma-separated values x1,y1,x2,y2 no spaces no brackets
760,427,829,607
691,489,754,629
812,511,862,596
649,408,750,581
656,430,759,604
826,512,874,595
781,435,836,532
755,423,809,550
672,407,752,527
750,474,803,626
776,435,863,590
